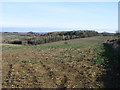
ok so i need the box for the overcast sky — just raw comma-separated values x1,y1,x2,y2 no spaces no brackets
1,2,118,33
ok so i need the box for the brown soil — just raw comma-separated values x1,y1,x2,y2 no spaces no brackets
2,46,104,88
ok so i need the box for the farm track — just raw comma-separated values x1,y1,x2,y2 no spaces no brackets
39,60,100,88
41,62,67,88
4,64,13,86
39,61,59,88
20,64,41,88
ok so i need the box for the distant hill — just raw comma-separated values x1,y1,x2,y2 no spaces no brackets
3,30,99,45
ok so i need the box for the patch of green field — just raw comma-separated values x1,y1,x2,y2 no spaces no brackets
2,36,115,51
2,35,25,40
42,36,113,49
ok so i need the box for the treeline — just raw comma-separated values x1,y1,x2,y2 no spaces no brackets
7,30,99,45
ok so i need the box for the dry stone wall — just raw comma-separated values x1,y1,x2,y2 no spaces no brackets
104,39,120,52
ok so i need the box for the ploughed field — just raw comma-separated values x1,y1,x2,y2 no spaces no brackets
2,36,115,88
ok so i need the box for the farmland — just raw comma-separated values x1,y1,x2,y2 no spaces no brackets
2,33,120,88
